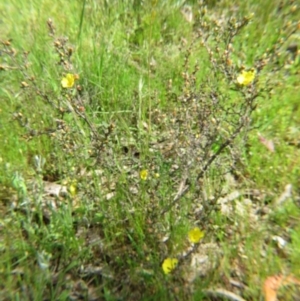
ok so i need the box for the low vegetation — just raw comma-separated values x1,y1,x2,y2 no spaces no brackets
0,0,299,300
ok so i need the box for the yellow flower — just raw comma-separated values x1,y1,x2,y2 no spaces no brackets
61,73,75,88
188,227,205,243
140,169,148,180
237,69,256,86
68,182,77,196
162,258,178,275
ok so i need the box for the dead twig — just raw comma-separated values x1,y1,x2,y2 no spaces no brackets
204,288,247,301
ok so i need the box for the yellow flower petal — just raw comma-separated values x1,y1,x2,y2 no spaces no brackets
61,73,75,88
140,169,148,180
188,227,205,243
162,258,178,275
237,69,256,86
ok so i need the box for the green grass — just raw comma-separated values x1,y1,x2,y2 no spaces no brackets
1,0,300,300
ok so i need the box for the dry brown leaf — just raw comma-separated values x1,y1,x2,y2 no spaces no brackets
43,181,68,197
258,134,275,153
181,6,193,23
263,274,300,301
275,184,292,205
183,243,220,283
